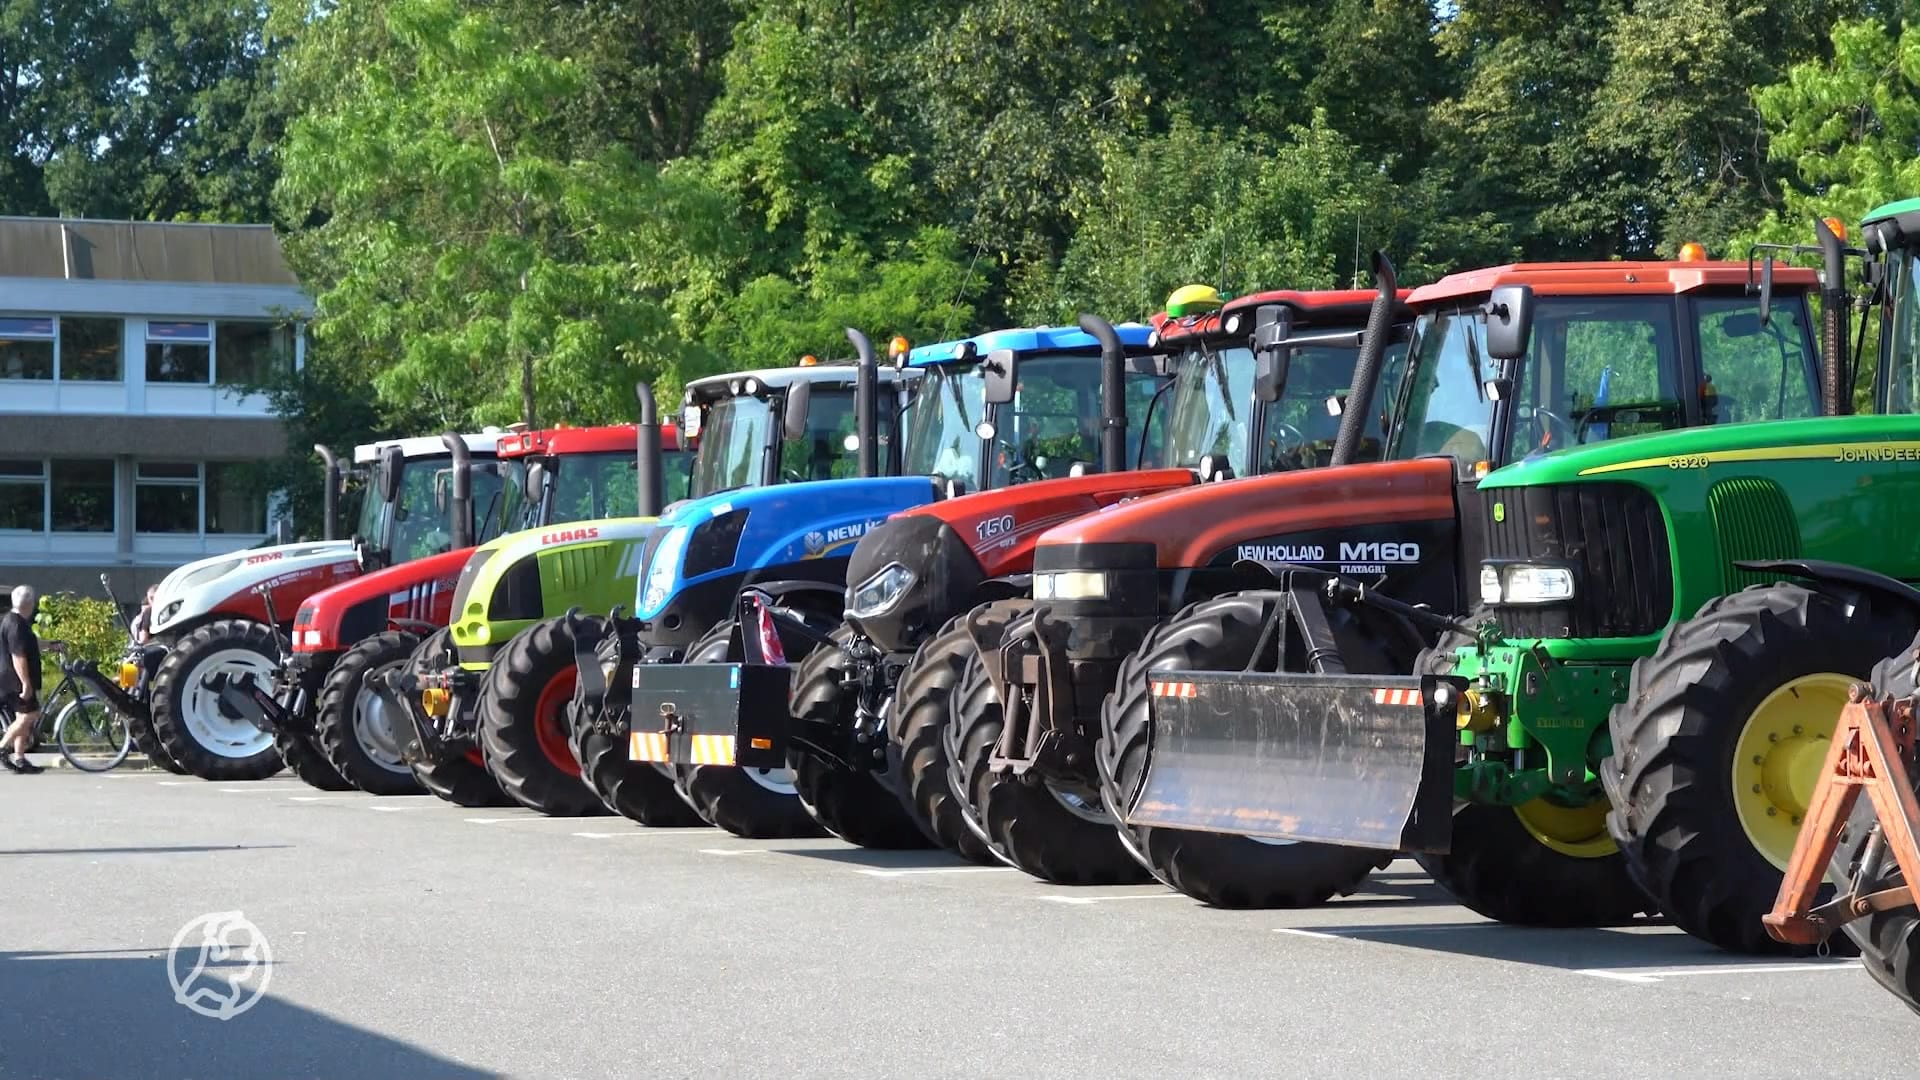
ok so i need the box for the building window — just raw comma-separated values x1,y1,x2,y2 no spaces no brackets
146,321,212,383
60,317,123,381
52,460,115,533
136,462,201,534
0,461,46,531
206,463,268,534
0,317,55,380
215,321,295,387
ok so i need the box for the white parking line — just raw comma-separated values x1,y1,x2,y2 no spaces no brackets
218,786,315,793
855,866,1022,878
367,804,423,812
462,815,593,825
1573,962,1860,984
700,848,770,857
1036,892,1186,905
286,795,361,802
571,830,681,839
1271,925,1488,942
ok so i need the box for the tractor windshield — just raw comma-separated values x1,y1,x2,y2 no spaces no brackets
1162,345,1255,469
514,449,696,527
1160,338,1395,473
688,385,881,496
1390,295,1819,467
1883,246,1920,413
982,354,1167,485
901,362,988,489
356,455,511,563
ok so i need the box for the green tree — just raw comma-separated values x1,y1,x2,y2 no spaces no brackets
275,0,716,431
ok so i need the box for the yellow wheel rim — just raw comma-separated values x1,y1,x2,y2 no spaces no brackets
1513,796,1615,859
1731,672,1856,872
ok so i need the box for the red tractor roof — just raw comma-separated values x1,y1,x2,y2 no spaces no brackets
1410,260,1819,303
496,422,687,458
1153,288,1414,345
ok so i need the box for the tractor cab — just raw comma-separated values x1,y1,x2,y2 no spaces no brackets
897,322,1168,496
681,359,916,495
497,422,694,531
1152,285,1415,482
350,433,516,573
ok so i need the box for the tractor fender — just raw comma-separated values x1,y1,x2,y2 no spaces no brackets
742,578,846,617
1738,558,1920,621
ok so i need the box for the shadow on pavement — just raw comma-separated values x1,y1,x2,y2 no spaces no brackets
0,845,292,857
0,950,494,1080
1273,919,1850,974
766,845,970,870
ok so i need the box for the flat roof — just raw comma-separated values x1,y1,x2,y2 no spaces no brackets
0,217,299,286
906,323,1155,367
1154,289,1414,344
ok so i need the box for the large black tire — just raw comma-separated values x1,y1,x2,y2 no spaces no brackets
315,630,425,796
1414,629,1651,926
276,730,352,791
149,619,286,781
1833,637,1920,1013
673,620,825,840
1603,583,1917,955
568,630,706,826
479,616,609,816
123,700,188,774
947,603,1149,886
890,604,1023,865
787,626,934,848
402,629,511,808
1097,591,1386,907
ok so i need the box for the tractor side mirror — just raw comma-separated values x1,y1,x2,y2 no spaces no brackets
432,469,450,514
376,445,405,503
1253,304,1294,404
982,348,1018,406
782,380,812,442
525,461,548,499
1484,284,1536,361
1758,254,1776,328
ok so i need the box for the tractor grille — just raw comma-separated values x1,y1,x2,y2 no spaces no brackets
1484,482,1673,639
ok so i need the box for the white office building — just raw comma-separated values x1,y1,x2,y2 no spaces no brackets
0,217,310,598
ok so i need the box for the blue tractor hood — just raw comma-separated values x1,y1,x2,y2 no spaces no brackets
635,475,940,620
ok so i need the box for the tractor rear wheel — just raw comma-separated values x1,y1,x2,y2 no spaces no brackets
947,604,1149,886
315,630,425,796
124,696,188,774
1098,591,1386,907
149,619,285,781
569,630,705,826
1603,583,1916,955
276,730,351,791
1831,636,1920,1014
673,620,825,840
1415,633,1650,926
478,616,608,816
400,629,509,807
787,626,933,848
890,604,1023,866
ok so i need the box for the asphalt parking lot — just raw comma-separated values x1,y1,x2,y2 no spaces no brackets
5,769,1912,1080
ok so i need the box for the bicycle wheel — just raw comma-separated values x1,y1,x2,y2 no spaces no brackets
55,691,132,772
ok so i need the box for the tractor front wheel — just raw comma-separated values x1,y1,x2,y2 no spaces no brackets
315,631,426,796
787,626,932,849
672,620,824,840
401,629,509,807
948,604,1149,886
1418,801,1651,926
1603,583,1917,955
276,730,351,791
891,604,1021,865
1830,636,1920,1013
1098,591,1388,907
478,616,608,816
149,619,285,781
569,631,705,826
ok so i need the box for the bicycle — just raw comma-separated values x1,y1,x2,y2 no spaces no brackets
0,651,134,773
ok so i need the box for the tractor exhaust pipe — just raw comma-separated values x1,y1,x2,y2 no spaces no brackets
847,327,880,478
1331,251,1398,467
634,381,663,517
439,432,473,550
1078,312,1128,473
1817,216,1851,416
315,444,342,541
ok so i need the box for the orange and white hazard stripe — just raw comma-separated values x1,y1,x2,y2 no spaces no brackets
686,733,736,766
1373,687,1424,707
630,731,669,763
1150,681,1198,699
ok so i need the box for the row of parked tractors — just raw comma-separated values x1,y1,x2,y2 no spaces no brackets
101,201,1920,1015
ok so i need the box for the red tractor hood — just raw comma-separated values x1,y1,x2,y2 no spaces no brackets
292,546,475,654
900,467,1198,577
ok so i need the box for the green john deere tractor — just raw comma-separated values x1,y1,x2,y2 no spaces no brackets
1118,212,1920,954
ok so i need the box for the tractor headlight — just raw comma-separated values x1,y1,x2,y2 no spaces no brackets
1483,561,1576,605
640,525,691,616
848,561,916,619
1034,570,1109,601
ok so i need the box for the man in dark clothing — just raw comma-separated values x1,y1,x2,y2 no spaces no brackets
1,584,60,774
